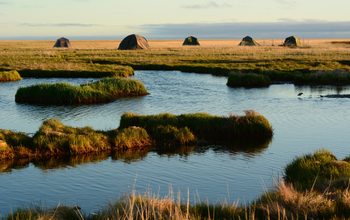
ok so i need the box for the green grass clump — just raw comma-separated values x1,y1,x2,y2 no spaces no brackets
153,125,197,146
15,77,148,104
284,148,350,191
120,110,273,139
88,77,148,97
108,126,152,150
0,129,33,160
32,119,111,155
0,70,22,82
227,72,271,87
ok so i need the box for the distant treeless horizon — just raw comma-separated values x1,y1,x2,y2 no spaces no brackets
0,0,349,40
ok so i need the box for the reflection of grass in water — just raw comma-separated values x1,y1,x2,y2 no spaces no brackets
0,137,271,173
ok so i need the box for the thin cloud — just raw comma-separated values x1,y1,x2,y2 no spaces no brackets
0,1,12,5
138,21,350,39
182,1,231,9
275,0,296,6
20,23,103,27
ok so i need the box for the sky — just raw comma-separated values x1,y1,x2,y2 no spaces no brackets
1,0,350,40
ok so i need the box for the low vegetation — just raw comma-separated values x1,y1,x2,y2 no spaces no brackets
15,77,148,104
120,110,273,139
284,148,350,191
0,70,22,82
0,119,152,161
4,148,350,220
227,72,271,87
0,110,272,161
1,40,350,85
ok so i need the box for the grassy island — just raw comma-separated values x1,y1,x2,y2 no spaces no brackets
120,110,273,139
0,70,22,82
15,77,149,104
0,110,272,161
5,148,350,220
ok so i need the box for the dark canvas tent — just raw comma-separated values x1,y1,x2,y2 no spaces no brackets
284,36,301,47
238,36,260,46
53,37,72,48
183,36,200,46
118,34,149,50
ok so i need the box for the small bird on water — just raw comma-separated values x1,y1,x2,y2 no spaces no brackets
297,93,303,96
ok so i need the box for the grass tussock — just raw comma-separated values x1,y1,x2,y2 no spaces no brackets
227,72,271,87
108,126,152,150
152,125,197,146
15,77,148,104
284,148,350,191
120,110,273,140
0,70,22,82
0,129,33,160
33,118,111,155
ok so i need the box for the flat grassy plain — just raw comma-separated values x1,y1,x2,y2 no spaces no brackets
1,39,350,84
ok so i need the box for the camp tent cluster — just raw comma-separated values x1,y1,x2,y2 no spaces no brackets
52,35,302,49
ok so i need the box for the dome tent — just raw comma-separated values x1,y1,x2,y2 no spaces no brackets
238,36,260,46
53,37,72,48
118,34,149,50
183,36,200,46
284,36,301,47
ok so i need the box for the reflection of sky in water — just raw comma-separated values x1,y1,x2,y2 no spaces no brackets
0,71,350,214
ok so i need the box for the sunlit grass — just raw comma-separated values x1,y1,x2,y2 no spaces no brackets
120,110,273,139
0,70,21,82
1,39,350,84
15,77,148,104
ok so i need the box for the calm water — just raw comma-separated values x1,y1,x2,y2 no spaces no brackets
1,70,350,215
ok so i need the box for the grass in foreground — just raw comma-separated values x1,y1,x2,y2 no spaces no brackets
284,148,350,191
4,148,350,220
119,110,274,139
0,70,22,82
4,178,350,219
15,77,148,104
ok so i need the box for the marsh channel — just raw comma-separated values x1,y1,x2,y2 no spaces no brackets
0,70,350,215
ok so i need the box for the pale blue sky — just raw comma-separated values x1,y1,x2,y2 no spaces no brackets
1,0,349,39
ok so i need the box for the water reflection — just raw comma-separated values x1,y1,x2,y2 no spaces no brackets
295,85,350,95
0,137,272,174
